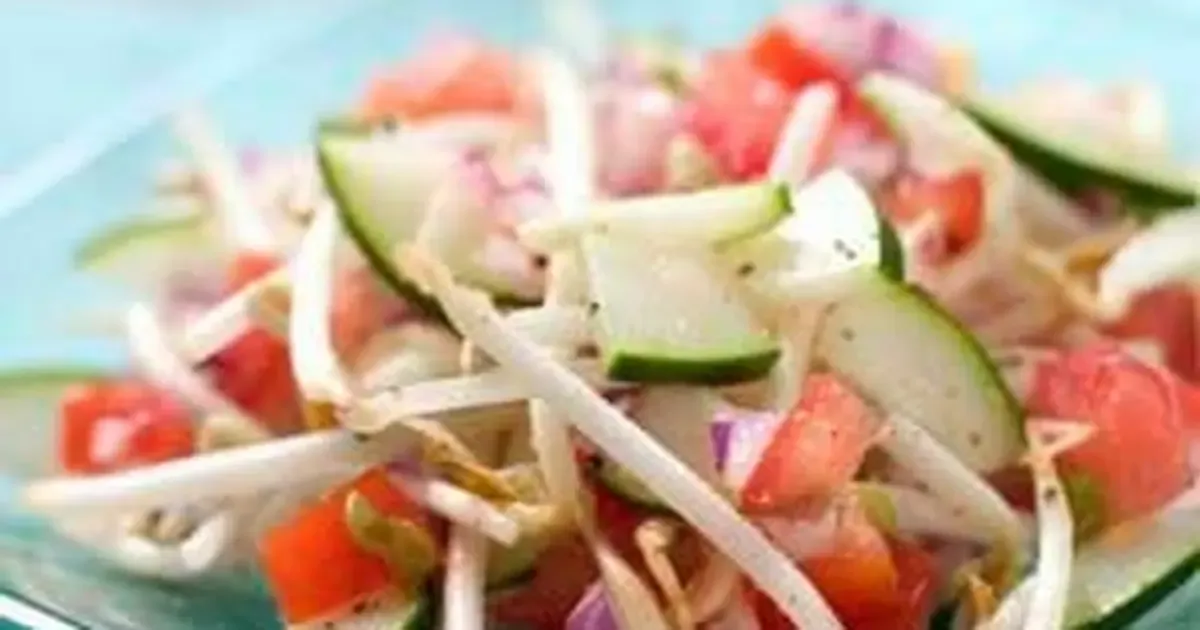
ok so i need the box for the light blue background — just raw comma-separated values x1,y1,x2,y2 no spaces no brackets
4,1,1200,627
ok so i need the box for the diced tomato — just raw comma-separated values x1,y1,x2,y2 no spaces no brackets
487,535,597,630
361,37,523,122
1028,343,1191,526
258,468,428,624
880,169,985,258
682,52,796,181
1103,285,1196,381
58,380,194,475
747,21,852,93
741,374,876,514
849,540,939,630
750,507,909,629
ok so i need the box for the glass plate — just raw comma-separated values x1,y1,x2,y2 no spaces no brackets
2,0,1200,627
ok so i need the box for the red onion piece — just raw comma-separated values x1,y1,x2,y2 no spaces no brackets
566,581,620,630
713,408,782,491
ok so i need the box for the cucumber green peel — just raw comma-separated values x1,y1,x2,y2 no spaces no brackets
960,95,1198,221
316,132,447,320
75,213,213,270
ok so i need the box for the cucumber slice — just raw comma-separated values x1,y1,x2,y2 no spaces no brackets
590,455,671,512
75,212,223,294
0,366,110,478
815,270,1023,472
583,234,779,384
960,95,1198,220
1066,514,1200,628
725,171,903,288
317,131,453,316
517,182,792,252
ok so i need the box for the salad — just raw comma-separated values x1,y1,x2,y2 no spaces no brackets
10,3,1200,629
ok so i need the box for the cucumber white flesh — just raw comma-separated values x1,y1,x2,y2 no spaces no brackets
317,131,455,316
1065,513,1200,628
583,234,779,384
815,270,1023,471
0,366,110,478
592,455,671,511
960,94,1198,220
74,212,223,294
517,182,792,252
289,591,432,630
725,170,903,291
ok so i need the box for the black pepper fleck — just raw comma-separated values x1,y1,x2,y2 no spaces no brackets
587,302,600,315
1044,487,1060,502
968,431,982,448
839,328,856,342
532,254,548,269
737,262,756,277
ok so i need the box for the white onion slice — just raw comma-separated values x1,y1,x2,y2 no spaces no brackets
441,525,488,630
981,577,1036,630
1098,210,1200,317
173,109,278,253
403,252,843,629
179,267,288,363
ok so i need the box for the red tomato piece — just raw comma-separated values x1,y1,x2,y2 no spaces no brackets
741,374,877,514
750,507,903,629
58,380,194,475
682,52,795,181
849,540,939,630
1029,343,1191,526
487,534,597,630
880,169,985,258
258,468,428,625
361,38,521,122
747,21,853,93
1103,285,1196,381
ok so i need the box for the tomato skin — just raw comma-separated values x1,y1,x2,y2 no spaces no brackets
750,534,936,630
741,374,876,514
361,38,522,122
682,52,796,181
1103,286,1196,381
1029,344,1191,526
747,21,852,93
258,468,427,625
880,169,985,258
58,380,194,475
487,534,597,630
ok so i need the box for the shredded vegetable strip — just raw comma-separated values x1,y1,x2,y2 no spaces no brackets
403,251,844,629
180,267,289,362
289,206,354,405
768,83,838,183
1017,423,1076,630
594,540,676,630
390,472,520,545
351,359,615,433
880,412,1025,547
982,576,1036,630
173,109,278,253
23,427,413,516
528,53,595,517
441,525,488,630
126,303,269,442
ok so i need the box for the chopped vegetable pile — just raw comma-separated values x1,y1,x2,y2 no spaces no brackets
15,3,1200,629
